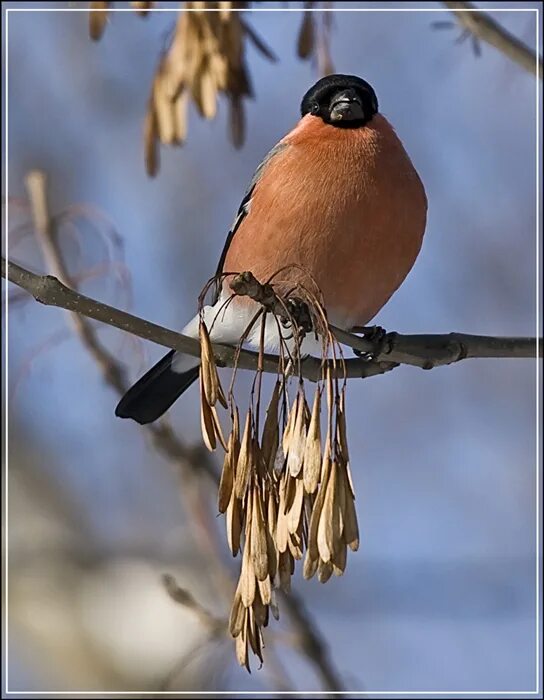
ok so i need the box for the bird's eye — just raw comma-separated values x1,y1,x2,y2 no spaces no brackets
311,103,320,114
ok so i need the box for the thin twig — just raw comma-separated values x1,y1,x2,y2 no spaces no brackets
162,573,226,635
443,1,543,77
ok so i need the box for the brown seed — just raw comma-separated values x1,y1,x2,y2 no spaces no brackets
265,528,277,579
229,588,245,637
342,482,360,552
332,540,347,576
297,8,315,59
317,559,333,583
250,487,269,581
303,388,322,493
235,618,249,670
173,90,188,144
252,586,268,628
287,530,303,561
240,537,256,607
278,550,293,593
234,409,253,499
317,460,342,563
303,550,319,580
218,446,234,513
200,373,216,451
287,476,304,535
270,589,280,621
267,488,277,536
211,406,228,451
307,446,331,561
199,69,218,119
257,575,272,606
282,391,299,455
89,2,109,41
226,491,241,556
132,1,153,15
276,505,289,554
247,606,264,663
199,321,227,408
261,381,281,472
287,391,308,477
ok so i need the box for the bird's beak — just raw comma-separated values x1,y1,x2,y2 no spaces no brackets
329,89,365,122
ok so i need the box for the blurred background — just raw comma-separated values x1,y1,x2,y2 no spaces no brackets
3,1,542,695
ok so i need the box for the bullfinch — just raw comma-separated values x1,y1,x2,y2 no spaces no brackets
116,74,427,425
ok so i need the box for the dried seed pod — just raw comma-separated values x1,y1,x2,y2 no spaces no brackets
303,388,322,493
131,1,153,15
303,549,319,580
332,540,347,576
229,587,245,637
226,491,242,556
270,588,280,621
240,537,256,607
89,2,109,41
282,472,297,515
234,409,253,499
235,616,249,670
286,476,304,535
257,575,272,606
275,504,289,554
247,606,264,663
250,486,269,581
342,478,360,552
287,530,304,561
297,8,315,59
173,90,189,144
211,406,228,450
199,321,227,407
252,586,268,628
317,559,333,584
287,391,308,477
307,442,332,561
317,460,341,563
261,380,280,472
199,372,217,451
218,444,234,513
278,550,293,593
282,391,299,455
265,523,278,579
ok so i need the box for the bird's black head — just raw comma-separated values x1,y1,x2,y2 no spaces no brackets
300,74,378,128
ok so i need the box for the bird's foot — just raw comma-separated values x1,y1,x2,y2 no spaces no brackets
351,325,388,360
283,298,313,334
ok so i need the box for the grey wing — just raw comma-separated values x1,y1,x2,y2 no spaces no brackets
212,141,288,303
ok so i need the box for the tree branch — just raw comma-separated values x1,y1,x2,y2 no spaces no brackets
443,1,543,77
3,257,540,379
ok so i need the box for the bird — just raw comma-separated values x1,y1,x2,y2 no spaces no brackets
116,74,427,425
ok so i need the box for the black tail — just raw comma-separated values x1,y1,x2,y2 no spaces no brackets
115,350,199,425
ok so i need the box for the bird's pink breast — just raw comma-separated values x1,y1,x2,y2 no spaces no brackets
223,114,427,329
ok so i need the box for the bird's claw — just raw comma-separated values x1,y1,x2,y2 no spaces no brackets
351,325,388,360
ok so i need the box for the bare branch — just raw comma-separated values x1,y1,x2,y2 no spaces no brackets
162,574,225,635
443,1,542,77
3,258,540,379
